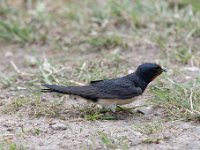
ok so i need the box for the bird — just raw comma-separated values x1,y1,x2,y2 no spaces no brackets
41,63,166,111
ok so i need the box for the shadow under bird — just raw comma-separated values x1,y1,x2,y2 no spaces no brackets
42,63,166,111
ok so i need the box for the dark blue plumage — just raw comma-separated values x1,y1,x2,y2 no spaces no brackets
42,63,166,105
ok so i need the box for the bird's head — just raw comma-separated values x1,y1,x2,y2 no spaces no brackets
135,63,166,83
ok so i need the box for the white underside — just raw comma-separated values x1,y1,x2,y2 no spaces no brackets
97,97,138,106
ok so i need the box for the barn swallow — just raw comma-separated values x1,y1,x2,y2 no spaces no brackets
42,63,166,111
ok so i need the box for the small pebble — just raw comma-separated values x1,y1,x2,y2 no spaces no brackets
5,51,13,57
51,123,67,130
137,106,154,115
7,128,14,132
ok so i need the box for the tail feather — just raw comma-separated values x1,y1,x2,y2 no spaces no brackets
40,88,58,93
41,84,94,97
42,84,78,94
42,84,100,101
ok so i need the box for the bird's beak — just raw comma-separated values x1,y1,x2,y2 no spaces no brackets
161,68,167,72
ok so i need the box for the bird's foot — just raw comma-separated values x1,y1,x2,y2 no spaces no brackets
116,105,134,114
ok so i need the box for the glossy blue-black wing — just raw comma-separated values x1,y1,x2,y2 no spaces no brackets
89,78,142,99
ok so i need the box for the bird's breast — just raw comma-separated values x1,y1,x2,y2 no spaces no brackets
97,97,138,106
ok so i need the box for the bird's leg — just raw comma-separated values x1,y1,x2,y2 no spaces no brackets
116,105,133,114
116,105,124,111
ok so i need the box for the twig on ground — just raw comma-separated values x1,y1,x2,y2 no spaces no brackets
69,80,85,85
10,61,34,76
